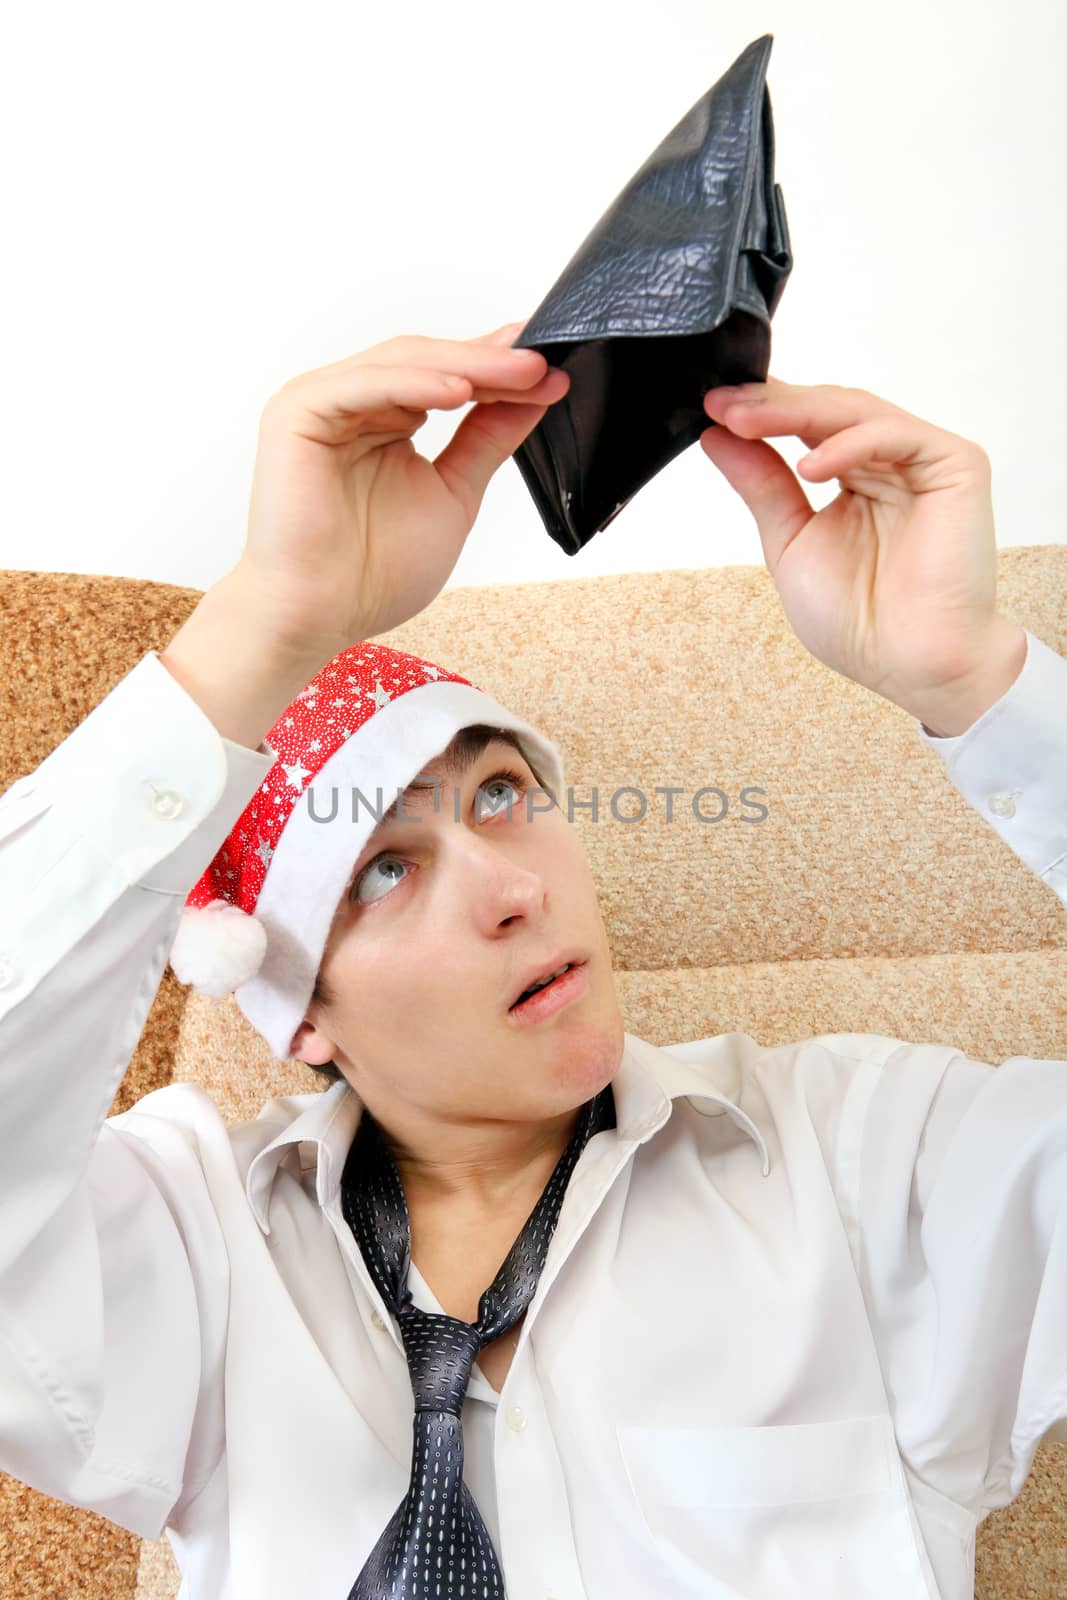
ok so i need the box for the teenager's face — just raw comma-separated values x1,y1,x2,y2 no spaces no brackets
290,735,625,1128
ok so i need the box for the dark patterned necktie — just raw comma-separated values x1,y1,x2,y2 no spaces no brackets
340,1082,616,1600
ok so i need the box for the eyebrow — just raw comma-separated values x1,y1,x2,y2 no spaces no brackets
364,731,523,845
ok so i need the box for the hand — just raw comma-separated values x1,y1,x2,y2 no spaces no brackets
700,379,1027,734
232,321,570,661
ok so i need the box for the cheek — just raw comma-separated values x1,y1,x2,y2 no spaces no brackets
558,832,600,900
331,933,460,1020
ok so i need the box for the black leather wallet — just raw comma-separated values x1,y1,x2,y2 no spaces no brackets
511,33,792,555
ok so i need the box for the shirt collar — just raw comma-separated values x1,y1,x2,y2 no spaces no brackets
245,1029,771,1236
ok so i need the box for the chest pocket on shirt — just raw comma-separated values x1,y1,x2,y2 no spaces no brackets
616,1415,933,1599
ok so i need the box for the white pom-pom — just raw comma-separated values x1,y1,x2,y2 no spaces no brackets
169,899,267,998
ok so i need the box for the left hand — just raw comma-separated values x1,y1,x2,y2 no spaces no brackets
700,378,1027,734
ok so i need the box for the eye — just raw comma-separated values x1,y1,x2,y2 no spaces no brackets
474,766,528,818
349,765,530,906
350,855,409,906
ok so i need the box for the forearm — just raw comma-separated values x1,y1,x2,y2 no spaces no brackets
0,652,271,1255
0,658,270,1526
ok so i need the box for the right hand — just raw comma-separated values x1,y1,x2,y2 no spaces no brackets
230,320,570,663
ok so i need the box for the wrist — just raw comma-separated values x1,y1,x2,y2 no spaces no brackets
227,556,365,667
161,573,338,751
914,619,1028,739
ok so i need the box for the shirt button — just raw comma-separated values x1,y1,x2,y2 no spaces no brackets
0,958,18,989
987,790,1017,818
505,1406,527,1432
371,1310,386,1330
149,787,186,820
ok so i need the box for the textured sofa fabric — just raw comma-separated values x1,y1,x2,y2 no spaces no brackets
0,553,1064,1600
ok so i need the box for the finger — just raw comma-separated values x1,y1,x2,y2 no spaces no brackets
479,320,528,347
699,424,814,572
704,379,906,448
393,343,550,396
433,397,552,525
277,365,483,429
797,417,976,489
467,368,570,405
377,328,546,381
422,362,569,405
280,360,552,432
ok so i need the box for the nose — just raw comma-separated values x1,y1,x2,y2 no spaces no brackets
461,832,547,929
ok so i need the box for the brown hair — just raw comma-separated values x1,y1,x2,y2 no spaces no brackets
299,723,550,1088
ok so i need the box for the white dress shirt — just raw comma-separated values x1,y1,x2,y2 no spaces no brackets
0,631,1064,1600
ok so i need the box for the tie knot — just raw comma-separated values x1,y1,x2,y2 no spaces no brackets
398,1305,484,1415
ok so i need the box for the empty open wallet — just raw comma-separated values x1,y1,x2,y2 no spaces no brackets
510,34,793,555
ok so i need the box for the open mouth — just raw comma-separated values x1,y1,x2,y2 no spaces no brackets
508,959,587,1018
510,962,572,1008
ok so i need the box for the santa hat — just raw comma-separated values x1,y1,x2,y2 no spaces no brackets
167,640,565,1062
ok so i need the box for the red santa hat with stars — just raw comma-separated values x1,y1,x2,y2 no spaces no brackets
167,640,565,1063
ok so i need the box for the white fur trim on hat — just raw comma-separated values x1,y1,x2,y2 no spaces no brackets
169,898,268,999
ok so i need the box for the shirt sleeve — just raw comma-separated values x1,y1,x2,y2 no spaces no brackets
833,1036,1067,1519
914,627,1067,906
0,650,275,1538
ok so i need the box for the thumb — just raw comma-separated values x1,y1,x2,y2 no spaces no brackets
700,424,814,573
433,398,550,520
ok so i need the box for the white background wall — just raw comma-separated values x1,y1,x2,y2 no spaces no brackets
1,0,1063,593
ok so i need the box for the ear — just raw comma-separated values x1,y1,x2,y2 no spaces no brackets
288,1017,338,1066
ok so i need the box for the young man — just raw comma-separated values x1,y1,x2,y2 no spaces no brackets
0,321,1063,1600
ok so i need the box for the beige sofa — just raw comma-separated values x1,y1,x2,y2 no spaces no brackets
0,551,1064,1599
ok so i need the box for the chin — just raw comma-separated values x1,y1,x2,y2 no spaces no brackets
546,1015,624,1099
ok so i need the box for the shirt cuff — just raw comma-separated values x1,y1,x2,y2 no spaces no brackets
23,650,277,895
914,628,1067,893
